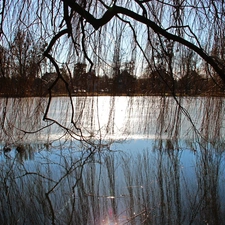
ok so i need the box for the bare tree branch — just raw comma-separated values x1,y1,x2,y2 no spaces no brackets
62,0,225,82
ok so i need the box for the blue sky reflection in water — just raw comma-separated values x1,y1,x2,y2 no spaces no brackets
0,96,225,224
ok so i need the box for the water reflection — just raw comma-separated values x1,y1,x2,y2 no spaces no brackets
0,96,225,224
1,96,225,141
0,138,224,224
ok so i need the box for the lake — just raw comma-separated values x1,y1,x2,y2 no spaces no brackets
0,96,225,224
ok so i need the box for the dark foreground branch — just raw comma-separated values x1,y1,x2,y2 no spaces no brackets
62,0,225,82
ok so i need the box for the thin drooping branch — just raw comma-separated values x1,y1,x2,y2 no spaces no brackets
80,18,94,72
44,29,68,56
0,0,6,38
43,28,84,138
43,29,68,121
62,0,225,82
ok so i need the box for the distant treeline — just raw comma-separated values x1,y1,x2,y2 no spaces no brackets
0,66,224,97
0,30,224,97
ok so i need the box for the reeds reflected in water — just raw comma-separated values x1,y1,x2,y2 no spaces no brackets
0,96,225,224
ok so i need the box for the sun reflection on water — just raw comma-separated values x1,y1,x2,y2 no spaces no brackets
100,205,128,225
101,216,127,225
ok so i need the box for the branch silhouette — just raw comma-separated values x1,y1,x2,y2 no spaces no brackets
62,0,225,82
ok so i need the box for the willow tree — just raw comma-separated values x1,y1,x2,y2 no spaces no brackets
0,0,225,136
1,0,224,80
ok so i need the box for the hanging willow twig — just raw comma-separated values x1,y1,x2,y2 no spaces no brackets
62,0,225,82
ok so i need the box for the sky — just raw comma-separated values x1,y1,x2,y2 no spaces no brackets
0,0,222,78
